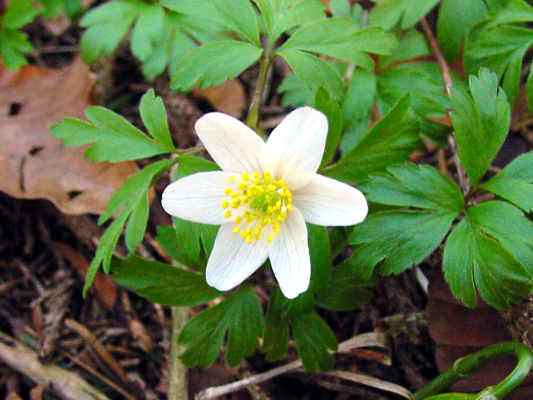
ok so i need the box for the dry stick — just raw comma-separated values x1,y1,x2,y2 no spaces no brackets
322,371,413,399
195,333,387,400
0,331,110,400
420,17,469,194
64,319,130,385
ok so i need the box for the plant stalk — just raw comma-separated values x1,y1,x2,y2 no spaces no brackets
246,40,274,132
413,342,533,399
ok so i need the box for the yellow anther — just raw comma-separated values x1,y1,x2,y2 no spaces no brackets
220,171,293,244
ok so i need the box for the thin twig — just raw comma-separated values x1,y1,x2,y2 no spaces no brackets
0,331,110,400
322,371,413,399
246,41,274,132
195,333,387,400
420,17,469,194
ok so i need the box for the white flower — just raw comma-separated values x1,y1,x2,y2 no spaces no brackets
161,107,368,299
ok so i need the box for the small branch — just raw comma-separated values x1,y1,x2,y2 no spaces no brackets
168,307,189,400
420,17,469,194
195,333,387,400
0,331,110,400
246,41,274,132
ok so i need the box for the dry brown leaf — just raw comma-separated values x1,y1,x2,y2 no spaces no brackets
193,80,246,117
0,59,138,215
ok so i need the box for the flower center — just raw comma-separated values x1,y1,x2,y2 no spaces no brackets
221,171,293,244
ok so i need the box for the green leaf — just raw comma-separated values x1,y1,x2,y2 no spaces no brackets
292,312,337,372
467,201,533,277
269,0,326,41
51,98,174,162
307,224,332,293
340,69,376,154
361,163,464,213
80,0,141,63
380,29,430,68
464,2,533,104
324,95,420,184
314,88,343,166
436,0,487,61
211,0,260,46
450,69,511,186
2,0,42,29
0,29,33,70
111,256,220,306
277,48,344,101
527,64,533,112
443,212,531,310
139,89,175,151
130,5,166,63
278,74,313,107
179,288,264,367
280,17,397,67
316,263,374,311
171,40,262,91
369,0,439,30
481,152,533,212
263,289,290,361
81,160,172,295
349,210,457,275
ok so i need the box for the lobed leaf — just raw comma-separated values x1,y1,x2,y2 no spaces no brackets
369,0,440,30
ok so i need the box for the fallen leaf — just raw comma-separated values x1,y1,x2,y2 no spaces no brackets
193,80,246,117
0,59,138,215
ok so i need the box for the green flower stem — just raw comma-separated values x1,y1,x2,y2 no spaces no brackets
413,341,533,400
246,40,274,132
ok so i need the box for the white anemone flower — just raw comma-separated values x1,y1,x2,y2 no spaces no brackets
161,107,368,299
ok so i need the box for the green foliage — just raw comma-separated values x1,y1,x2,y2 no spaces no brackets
482,152,533,212
171,41,263,91
263,289,337,371
83,159,173,295
314,89,343,166
369,0,440,30
179,288,264,367
111,256,220,306
437,0,487,61
443,202,532,310
0,0,41,70
39,0,82,18
450,69,511,186
348,163,463,275
464,0,533,104
324,95,420,184
52,89,175,162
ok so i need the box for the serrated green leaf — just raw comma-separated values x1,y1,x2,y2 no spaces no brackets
443,214,531,310
468,201,533,276
314,88,343,166
436,0,487,61
2,0,42,29
481,152,533,212
130,5,165,62
179,288,264,367
380,29,430,68
464,1,533,104
361,163,464,213
111,256,220,306
369,0,439,30
324,95,420,184
269,0,326,41
316,263,374,311
277,48,344,101
292,312,337,372
278,74,313,107
51,101,173,162
171,40,262,91
124,194,149,253
349,210,456,275
450,69,511,186
280,17,397,67
340,69,376,154
307,224,332,293
210,0,260,46
139,89,175,151
0,29,33,70
263,289,290,361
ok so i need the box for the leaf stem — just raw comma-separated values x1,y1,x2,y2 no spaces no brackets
420,17,469,194
169,307,189,400
246,40,274,131
413,341,533,399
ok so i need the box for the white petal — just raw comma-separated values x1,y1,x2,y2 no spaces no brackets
265,107,328,179
293,174,368,226
206,224,269,291
195,112,266,173
269,208,311,299
161,171,233,224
